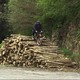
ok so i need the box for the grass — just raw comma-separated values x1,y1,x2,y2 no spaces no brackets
0,43,3,48
60,48,80,68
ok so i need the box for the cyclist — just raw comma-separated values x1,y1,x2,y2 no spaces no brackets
32,21,42,39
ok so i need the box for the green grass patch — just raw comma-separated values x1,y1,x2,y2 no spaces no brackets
60,48,73,58
60,48,80,68
0,43,3,48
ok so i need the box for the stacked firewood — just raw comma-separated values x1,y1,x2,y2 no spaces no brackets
0,34,47,68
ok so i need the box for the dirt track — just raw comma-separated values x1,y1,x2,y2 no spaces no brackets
0,66,80,79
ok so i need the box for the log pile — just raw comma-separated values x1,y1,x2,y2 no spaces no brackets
0,34,47,68
0,34,77,71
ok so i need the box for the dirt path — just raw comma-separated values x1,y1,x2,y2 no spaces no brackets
0,66,80,79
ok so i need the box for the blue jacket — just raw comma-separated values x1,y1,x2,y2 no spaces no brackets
33,22,42,32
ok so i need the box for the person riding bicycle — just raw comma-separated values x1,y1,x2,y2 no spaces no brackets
32,21,43,39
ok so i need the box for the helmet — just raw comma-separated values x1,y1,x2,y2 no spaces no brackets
37,20,40,23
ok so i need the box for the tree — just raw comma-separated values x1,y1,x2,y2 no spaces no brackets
0,0,11,43
37,0,80,38
8,0,37,35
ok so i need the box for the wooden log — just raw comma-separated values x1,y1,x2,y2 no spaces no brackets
0,35,48,68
